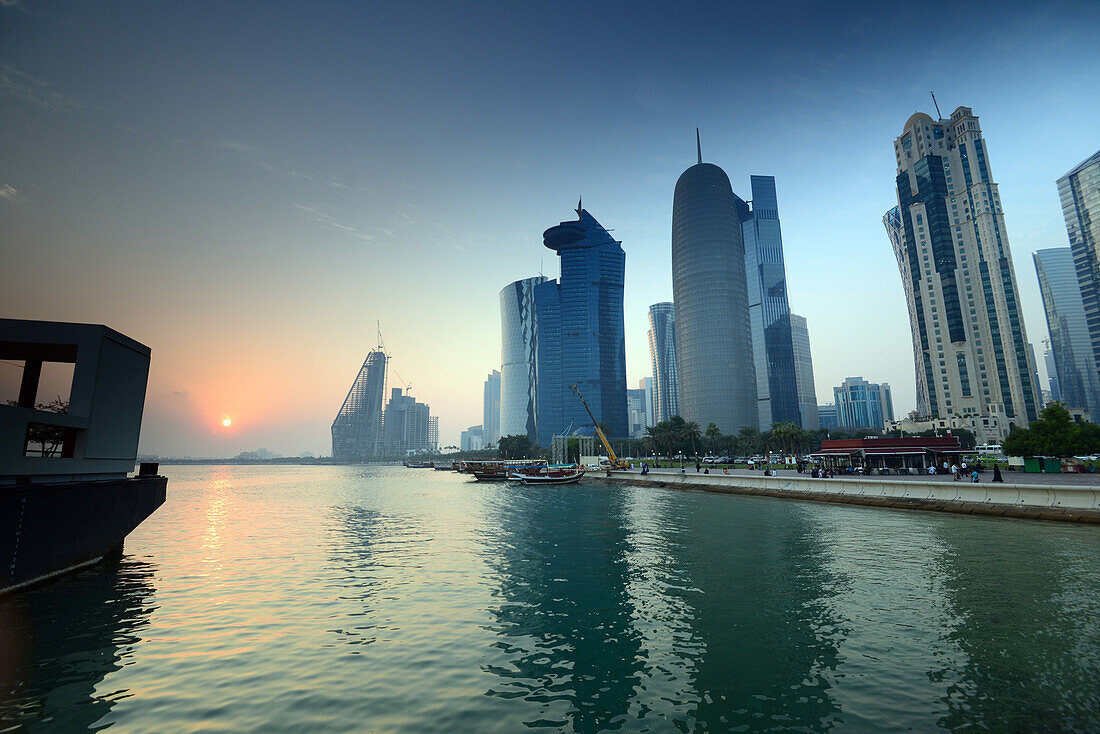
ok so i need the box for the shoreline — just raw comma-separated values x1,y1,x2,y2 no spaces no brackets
598,470,1100,524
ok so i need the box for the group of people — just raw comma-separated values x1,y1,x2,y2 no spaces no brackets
927,461,981,483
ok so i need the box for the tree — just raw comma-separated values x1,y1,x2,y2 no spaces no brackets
770,421,801,457
1002,403,1088,457
497,434,533,459
681,421,702,456
736,425,763,457
705,422,721,453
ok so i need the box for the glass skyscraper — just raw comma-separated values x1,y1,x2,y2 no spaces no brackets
646,302,679,423
744,175,800,428
499,276,546,441
331,347,387,460
789,314,819,430
535,207,627,445
483,369,501,446
833,377,894,430
1033,248,1099,416
1058,150,1100,389
886,106,1039,430
672,142,757,434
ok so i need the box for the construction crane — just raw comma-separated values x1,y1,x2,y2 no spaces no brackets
570,384,629,470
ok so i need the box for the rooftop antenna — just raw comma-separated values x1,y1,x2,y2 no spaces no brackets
696,128,702,164
930,91,942,119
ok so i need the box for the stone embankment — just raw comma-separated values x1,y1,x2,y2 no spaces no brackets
600,470,1100,523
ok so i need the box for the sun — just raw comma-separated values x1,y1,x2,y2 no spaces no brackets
222,418,233,428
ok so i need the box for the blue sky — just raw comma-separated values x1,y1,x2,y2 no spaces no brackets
2,0,1098,455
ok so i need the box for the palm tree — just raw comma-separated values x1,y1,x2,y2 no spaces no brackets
682,421,702,457
705,422,721,454
770,421,801,457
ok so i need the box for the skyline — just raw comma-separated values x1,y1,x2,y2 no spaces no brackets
2,1,1098,455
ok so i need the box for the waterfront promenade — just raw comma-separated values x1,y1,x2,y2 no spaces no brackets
601,466,1100,523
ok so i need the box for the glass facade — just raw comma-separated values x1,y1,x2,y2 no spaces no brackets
789,314,819,430
331,348,387,460
382,387,432,454
1033,248,1100,415
483,369,501,446
672,162,757,434
646,302,679,422
1058,150,1100,386
499,276,546,441
744,175,800,428
535,209,627,445
833,377,894,430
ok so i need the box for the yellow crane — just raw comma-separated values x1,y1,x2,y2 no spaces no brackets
570,384,630,470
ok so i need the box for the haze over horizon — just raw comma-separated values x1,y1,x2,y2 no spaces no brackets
2,0,1098,457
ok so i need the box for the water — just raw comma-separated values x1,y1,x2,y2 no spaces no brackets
2,466,1099,733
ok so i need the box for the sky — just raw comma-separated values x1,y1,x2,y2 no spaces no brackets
1,0,1098,457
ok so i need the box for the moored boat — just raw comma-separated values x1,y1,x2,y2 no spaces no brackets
520,468,585,485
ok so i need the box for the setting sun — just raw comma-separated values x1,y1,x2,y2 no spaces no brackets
222,418,232,427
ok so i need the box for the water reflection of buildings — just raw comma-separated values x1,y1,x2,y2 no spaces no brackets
0,558,157,730
479,486,848,731
479,487,644,730
931,521,1100,731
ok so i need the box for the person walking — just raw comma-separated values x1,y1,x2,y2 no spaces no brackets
971,469,980,483
992,463,1004,483
951,463,959,481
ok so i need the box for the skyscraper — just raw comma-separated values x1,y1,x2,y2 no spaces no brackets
1058,150,1100,388
833,377,894,430
626,388,648,438
640,377,655,428
331,346,387,460
886,106,1039,430
535,205,627,445
646,302,679,423
1043,342,1061,403
744,175,800,428
1034,247,1100,415
672,134,757,434
499,276,546,441
789,314,819,430
383,387,433,454
483,369,501,446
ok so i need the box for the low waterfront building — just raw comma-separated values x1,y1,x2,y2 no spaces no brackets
885,408,1010,444
812,436,965,472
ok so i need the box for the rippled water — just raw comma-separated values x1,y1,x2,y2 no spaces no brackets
2,465,1099,732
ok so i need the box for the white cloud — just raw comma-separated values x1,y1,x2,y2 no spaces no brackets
0,66,83,112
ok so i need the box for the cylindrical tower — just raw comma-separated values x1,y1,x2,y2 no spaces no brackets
672,161,758,433
499,276,546,441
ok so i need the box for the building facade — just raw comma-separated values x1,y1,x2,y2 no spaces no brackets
818,404,838,430
499,276,547,441
1043,342,1061,402
483,369,501,446
789,314,819,430
641,377,655,428
382,387,433,455
646,302,679,423
672,141,757,434
1034,247,1100,416
331,347,387,460
886,106,1039,431
460,425,484,452
743,175,801,428
535,207,627,446
626,388,649,438
833,376,894,430
1058,150,1100,391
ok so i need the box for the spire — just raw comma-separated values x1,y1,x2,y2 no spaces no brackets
696,128,702,164
576,196,583,219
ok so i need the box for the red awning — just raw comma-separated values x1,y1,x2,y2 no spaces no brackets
811,448,860,455
864,449,927,455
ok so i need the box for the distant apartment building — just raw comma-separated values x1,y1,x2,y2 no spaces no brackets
886,106,1039,433
383,387,433,454
428,416,439,452
483,369,501,446
1034,248,1099,416
626,388,649,438
535,206,627,445
817,403,838,430
460,425,484,452
833,377,893,430
640,377,655,427
789,314,819,430
647,302,679,423
1057,150,1100,407
744,175,801,428
1043,342,1061,402
331,346,387,460
499,276,547,442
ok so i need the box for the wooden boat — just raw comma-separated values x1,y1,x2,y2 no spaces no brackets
520,468,585,485
404,461,435,469
466,459,545,481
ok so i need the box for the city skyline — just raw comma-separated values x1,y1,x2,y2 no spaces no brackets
2,2,1098,455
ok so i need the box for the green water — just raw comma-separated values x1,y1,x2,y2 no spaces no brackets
2,465,1098,732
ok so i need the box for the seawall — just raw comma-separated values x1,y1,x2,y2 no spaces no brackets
598,471,1100,523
